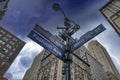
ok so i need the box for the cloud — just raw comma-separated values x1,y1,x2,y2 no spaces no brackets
5,38,43,80
1,0,120,79
0,0,54,37
111,55,120,74
19,56,32,68
4,73,13,80
16,38,43,70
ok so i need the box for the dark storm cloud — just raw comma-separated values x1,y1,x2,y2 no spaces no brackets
0,0,54,37
1,0,120,79
55,0,108,16
0,0,109,36
61,0,108,30
51,0,120,72
38,0,109,34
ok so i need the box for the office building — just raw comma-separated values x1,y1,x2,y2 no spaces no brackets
100,0,120,36
23,45,107,80
0,0,9,20
87,53,106,80
0,26,25,77
88,40,120,80
23,47,92,80
75,46,106,80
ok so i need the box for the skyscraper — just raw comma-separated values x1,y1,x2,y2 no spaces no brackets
74,46,106,80
88,40,120,80
86,53,106,80
100,0,120,36
23,47,92,80
0,26,25,77
0,0,9,20
23,45,106,80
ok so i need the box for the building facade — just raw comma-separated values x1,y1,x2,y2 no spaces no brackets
88,40,120,80
23,48,92,80
74,46,106,80
0,0,9,20
23,46,106,80
87,53,106,80
100,0,120,36
0,26,25,76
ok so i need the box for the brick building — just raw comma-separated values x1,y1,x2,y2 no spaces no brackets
0,26,25,78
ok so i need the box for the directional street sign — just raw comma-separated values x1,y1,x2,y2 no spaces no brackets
27,3,107,80
71,24,106,51
59,31,76,44
28,30,65,61
33,24,65,51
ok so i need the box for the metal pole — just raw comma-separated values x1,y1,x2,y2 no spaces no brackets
53,3,80,80
65,53,71,80
64,37,71,80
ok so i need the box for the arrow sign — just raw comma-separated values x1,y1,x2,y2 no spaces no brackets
28,30,65,61
33,24,65,50
71,24,106,51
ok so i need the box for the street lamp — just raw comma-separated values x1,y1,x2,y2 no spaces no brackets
52,3,81,80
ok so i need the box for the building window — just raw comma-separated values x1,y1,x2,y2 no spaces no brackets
3,37,8,41
1,62,5,65
16,45,19,47
92,48,93,50
19,41,21,44
6,44,12,49
0,40,2,43
96,43,99,46
2,48,8,53
80,49,83,52
43,77,48,80
0,41,5,45
9,41,15,45
15,39,18,42
13,38,18,42
10,52,12,55
3,31,5,34
0,30,6,34
0,53,4,57
0,30,3,32
6,57,9,59
6,34,11,38
13,48,16,51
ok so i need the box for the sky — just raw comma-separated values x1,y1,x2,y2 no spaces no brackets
0,0,120,80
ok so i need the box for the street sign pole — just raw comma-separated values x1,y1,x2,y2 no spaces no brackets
65,57,71,80
64,38,72,80
28,23,106,80
57,23,105,80
28,3,106,80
